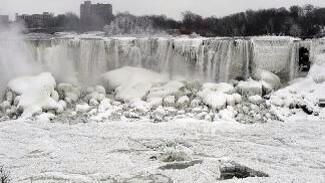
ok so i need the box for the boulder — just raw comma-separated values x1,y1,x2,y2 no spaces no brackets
253,69,281,90
236,79,263,97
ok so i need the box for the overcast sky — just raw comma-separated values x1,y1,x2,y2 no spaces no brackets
2,0,325,20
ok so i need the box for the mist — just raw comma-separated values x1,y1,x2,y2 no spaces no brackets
0,23,41,96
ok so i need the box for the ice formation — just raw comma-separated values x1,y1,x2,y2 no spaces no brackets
0,33,325,124
6,73,60,118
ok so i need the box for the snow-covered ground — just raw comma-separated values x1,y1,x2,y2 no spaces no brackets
0,115,324,183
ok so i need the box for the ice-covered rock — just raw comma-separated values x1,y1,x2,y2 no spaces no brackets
57,83,81,103
198,91,227,110
163,95,176,107
176,96,190,108
76,103,90,113
129,99,150,114
201,82,235,94
151,106,166,122
51,90,59,102
218,106,236,121
308,62,325,84
225,94,236,106
232,93,242,104
37,112,56,122
7,72,60,118
101,67,168,102
253,69,281,91
248,95,264,105
147,97,163,109
95,85,106,94
147,80,184,101
236,79,263,97
98,98,112,112
190,98,201,108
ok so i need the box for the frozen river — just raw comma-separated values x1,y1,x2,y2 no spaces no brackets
1,116,324,182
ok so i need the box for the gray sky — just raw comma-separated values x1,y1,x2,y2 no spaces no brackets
2,0,325,20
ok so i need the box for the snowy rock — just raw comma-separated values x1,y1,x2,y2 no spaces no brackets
101,67,168,102
147,97,163,109
58,100,67,109
232,93,242,104
225,94,236,106
151,106,166,122
98,98,112,112
248,95,264,105
13,96,20,106
129,99,150,114
0,101,11,112
76,103,90,113
147,80,184,101
176,96,190,108
7,72,59,118
218,106,236,121
95,85,106,94
201,82,235,94
57,83,81,103
89,98,99,106
37,112,56,122
163,95,176,107
5,91,14,103
190,98,201,108
199,91,227,110
309,63,325,84
253,69,281,90
51,90,59,102
85,87,95,94
236,79,263,97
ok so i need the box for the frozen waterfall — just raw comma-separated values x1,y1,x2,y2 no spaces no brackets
3,34,325,87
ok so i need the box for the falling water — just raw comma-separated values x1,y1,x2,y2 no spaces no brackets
3,33,324,93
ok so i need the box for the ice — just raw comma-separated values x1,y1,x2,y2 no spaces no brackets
101,67,168,101
252,69,281,90
236,79,263,97
270,56,325,119
7,72,59,118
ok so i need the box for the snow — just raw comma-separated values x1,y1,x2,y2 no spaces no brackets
147,80,185,101
236,79,263,97
7,72,60,118
101,67,168,102
270,60,325,119
248,95,264,105
252,69,281,90
0,118,324,182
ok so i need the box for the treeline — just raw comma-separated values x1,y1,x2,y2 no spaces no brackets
147,4,325,37
177,5,325,37
53,4,325,38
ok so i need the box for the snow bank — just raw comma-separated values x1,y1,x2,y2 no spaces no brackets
271,60,325,119
101,67,168,101
253,69,281,91
7,72,60,118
